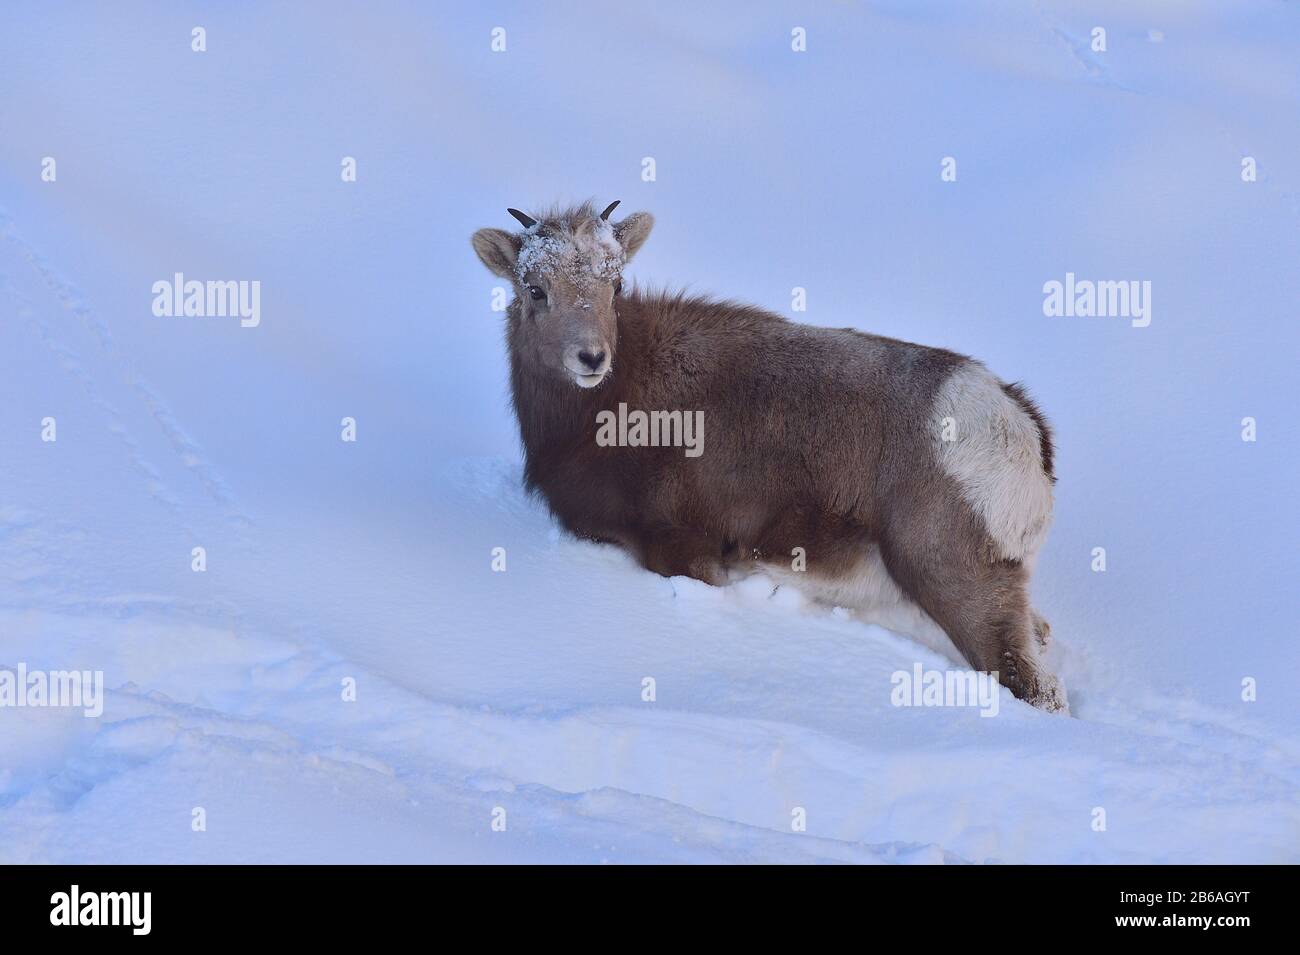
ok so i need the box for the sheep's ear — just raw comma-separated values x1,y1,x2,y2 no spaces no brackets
472,228,520,279
614,212,654,262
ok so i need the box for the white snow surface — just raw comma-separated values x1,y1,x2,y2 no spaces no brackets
1,2,1297,863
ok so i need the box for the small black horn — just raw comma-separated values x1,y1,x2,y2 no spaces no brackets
599,200,621,221
506,208,537,229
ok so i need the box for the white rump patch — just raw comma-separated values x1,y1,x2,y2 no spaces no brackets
932,363,1053,562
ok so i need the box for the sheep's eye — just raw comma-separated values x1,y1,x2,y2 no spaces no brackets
613,279,623,296
527,285,546,302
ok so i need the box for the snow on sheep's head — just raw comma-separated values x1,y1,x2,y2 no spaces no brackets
472,200,654,389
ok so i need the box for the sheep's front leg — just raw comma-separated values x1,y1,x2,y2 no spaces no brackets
636,527,730,586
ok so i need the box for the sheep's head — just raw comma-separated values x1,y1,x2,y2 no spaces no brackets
472,201,654,389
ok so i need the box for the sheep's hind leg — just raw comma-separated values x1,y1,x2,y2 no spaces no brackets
938,569,1065,713
880,540,1067,713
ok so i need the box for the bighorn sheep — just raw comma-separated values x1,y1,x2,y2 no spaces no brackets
472,201,1066,712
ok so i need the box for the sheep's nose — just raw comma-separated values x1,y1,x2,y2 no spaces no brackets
577,349,606,371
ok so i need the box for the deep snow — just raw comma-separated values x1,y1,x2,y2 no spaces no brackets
1,1,1297,863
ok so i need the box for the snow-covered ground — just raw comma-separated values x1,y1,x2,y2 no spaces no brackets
1,2,1297,863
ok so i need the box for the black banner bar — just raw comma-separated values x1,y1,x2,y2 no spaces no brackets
0,864,1284,940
